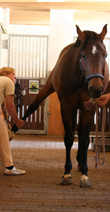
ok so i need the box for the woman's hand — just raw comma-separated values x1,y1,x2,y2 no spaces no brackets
15,119,25,129
95,93,110,107
84,93,110,110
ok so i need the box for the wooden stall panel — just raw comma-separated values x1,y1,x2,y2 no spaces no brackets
9,78,47,134
18,78,45,132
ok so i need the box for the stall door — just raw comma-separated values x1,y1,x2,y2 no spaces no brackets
8,34,48,134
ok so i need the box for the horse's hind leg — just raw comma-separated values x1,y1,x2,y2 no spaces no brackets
60,102,77,185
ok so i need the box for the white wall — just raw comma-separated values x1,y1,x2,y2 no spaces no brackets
9,25,50,35
0,8,10,67
49,10,74,70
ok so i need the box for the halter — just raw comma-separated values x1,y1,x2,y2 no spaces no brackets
79,58,104,81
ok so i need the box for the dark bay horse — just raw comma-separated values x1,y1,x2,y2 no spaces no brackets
12,25,109,187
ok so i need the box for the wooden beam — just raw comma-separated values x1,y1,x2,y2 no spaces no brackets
74,11,110,21
10,10,50,25
0,2,110,13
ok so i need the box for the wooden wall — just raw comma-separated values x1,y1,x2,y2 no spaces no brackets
48,92,64,135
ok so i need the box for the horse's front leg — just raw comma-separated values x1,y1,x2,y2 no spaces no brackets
60,103,77,185
77,110,94,188
62,130,73,185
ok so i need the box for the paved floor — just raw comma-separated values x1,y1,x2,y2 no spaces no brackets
0,134,110,212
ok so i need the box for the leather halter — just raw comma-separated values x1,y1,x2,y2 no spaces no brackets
79,58,104,81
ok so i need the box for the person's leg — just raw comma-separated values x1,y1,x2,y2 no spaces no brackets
0,114,14,167
0,113,25,175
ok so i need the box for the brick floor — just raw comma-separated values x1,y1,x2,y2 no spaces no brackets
0,134,110,212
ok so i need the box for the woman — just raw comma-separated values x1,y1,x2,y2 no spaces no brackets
0,67,25,175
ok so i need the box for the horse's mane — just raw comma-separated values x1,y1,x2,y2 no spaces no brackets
75,30,103,49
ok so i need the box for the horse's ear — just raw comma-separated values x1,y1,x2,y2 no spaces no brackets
76,25,85,41
98,24,107,40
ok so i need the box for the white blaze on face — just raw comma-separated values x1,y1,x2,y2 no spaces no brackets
92,45,97,55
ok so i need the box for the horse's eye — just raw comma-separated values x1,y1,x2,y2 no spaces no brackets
81,53,86,59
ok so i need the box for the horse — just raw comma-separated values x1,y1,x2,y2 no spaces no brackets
12,24,109,187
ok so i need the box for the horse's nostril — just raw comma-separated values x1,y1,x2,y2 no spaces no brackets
89,86,93,93
89,86,103,93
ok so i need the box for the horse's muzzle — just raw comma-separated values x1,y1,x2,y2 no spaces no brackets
89,86,104,98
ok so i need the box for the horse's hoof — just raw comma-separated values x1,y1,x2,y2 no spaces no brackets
60,174,71,185
80,175,91,188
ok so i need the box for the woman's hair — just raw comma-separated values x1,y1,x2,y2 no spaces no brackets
0,67,15,76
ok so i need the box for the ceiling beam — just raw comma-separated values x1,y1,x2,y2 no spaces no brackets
0,2,110,13
10,10,50,25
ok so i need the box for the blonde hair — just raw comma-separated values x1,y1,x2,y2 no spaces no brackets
0,67,15,76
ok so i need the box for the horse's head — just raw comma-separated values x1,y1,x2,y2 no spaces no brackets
76,24,108,98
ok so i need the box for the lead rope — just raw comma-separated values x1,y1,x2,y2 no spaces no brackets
95,104,106,168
